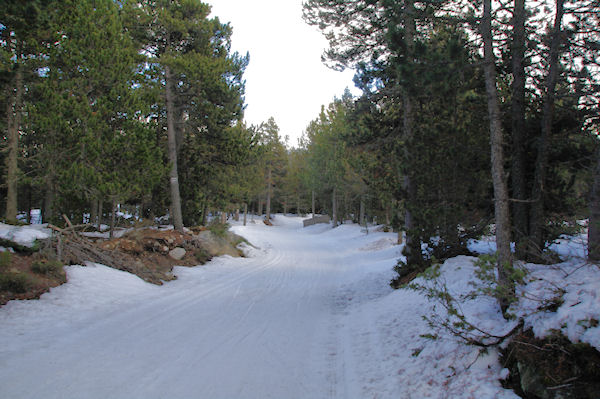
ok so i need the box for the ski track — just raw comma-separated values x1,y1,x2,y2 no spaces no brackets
0,216,403,399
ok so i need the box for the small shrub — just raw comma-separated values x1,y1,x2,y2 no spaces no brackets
31,259,64,277
0,251,12,271
0,272,32,293
194,248,211,264
208,220,229,238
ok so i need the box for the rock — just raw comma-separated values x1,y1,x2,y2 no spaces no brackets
517,362,547,398
169,247,186,260
193,231,244,258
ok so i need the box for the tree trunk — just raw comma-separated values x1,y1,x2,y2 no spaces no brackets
202,203,208,226
90,197,98,227
97,199,103,231
311,190,316,218
401,0,421,267
359,195,365,227
511,0,529,259
266,167,272,220
5,67,23,223
109,198,117,239
385,202,391,227
165,65,184,232
258,198,263,217
235,208,239,222
482,0,513,313
297,196,300,216
243,203,247,226
25,185,31,224
332,187,337,227
528,0,564,259
589,146,600,261
43,173,55,224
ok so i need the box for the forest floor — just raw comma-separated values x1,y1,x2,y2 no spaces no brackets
0,215,598,398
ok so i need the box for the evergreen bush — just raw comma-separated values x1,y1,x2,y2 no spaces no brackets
0,251,12,271
0,272,32,293
31,259,64,277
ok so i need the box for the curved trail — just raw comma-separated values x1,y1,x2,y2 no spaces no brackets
0,216,398,399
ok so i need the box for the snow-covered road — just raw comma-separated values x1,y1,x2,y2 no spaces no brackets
0,216,518,399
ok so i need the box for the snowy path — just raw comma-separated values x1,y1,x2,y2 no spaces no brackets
0,215,519,399
0,216,392,399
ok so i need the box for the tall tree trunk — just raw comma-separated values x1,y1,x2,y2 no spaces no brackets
511,0,529,259
528,0,565,259
165,65,184,232
266,167,272,220
482,0,513,313
332,187,337,227
202,203,208,225
589,146,600,261
385,202,391,227
43,173,55,224
311,190,316,218
5,67,23,223
359,195,365,227
401,0,421,267
243,203,247,226
25,184,31,224
97,199,103,231
90,197,98,227
297,196,300,216
109,198,117,239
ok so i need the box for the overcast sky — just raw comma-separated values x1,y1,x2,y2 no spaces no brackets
208,0,359,146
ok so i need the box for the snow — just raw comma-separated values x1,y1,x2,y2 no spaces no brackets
515,261,600,349
0,222,51,247
0,215,598,398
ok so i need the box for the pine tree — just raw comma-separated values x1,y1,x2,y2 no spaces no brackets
134,0,247,230
0,0,48,222
256,118,286,222
27,0,164,230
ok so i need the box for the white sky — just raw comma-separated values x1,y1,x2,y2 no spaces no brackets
208,0,359,146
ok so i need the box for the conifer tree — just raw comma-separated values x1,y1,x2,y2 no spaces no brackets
27,0,164,230
0,0,48,222
257,118,286,222
134,0,247,231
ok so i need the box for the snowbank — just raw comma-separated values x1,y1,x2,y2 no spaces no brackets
0,222,51,247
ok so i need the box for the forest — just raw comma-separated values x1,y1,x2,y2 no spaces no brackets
1,0,599,290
